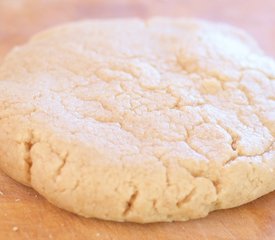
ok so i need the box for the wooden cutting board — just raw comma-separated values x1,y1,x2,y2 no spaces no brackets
0,0,274,239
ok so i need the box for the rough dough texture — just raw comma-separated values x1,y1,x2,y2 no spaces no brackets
0,18,274,223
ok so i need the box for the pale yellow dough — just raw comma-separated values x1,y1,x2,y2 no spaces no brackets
0,18,274,223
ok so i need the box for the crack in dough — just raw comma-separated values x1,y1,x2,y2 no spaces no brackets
123,190,139,216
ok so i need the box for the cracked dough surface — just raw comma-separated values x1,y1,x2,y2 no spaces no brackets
0,18,274,223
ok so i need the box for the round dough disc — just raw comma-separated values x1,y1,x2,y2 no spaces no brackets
0,18,274,223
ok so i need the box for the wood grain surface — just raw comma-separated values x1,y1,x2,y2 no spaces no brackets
0,0,274,239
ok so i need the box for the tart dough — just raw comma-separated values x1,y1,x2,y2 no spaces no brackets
0,18,274,223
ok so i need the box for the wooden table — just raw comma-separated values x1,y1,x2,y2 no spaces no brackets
0,0,274,239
